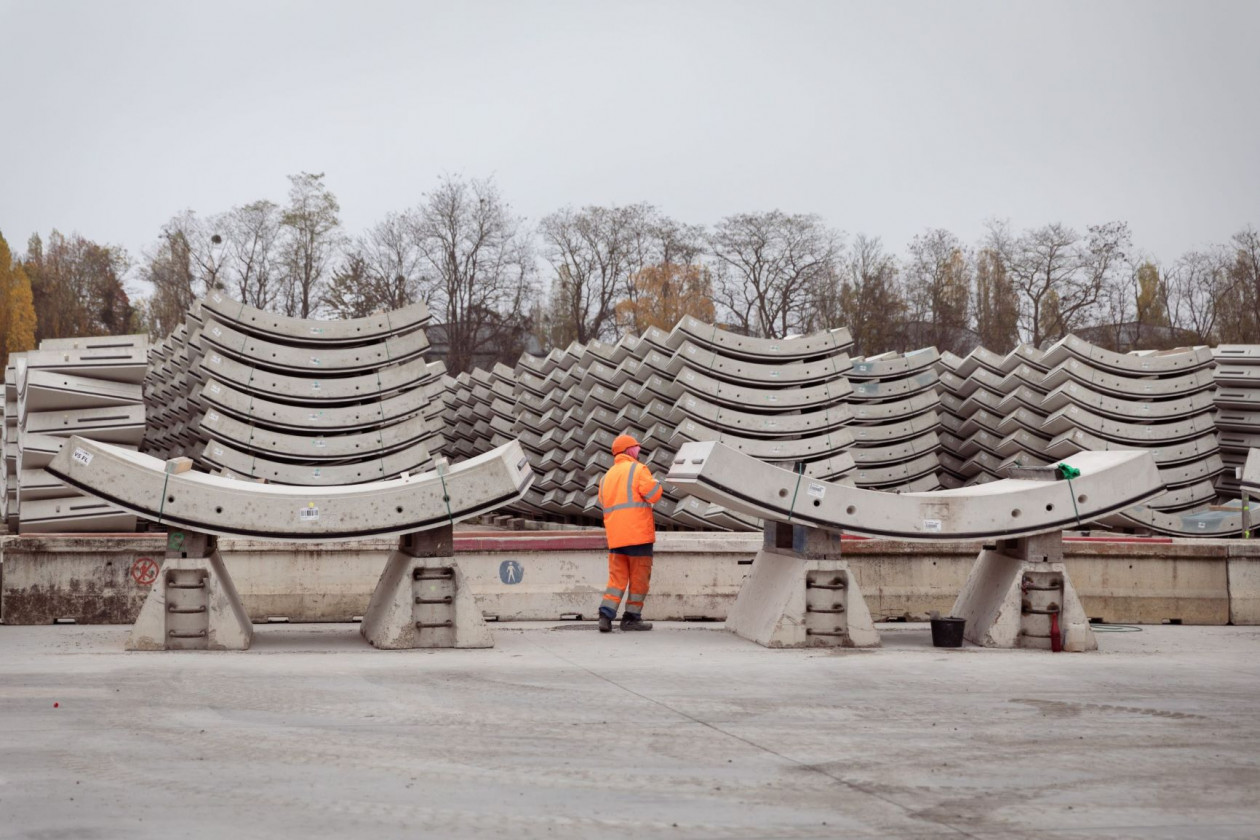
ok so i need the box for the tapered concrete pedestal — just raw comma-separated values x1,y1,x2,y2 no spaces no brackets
126,529,254,651
951,532,1097,651
361,525,493,649
725,522,879,648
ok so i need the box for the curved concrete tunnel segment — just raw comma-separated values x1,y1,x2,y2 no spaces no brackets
665,440,1163,541
47,436,534,540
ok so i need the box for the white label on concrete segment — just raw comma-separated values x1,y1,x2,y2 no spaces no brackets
807,483,826,499
72,447,93,466
922,519,943,532
299,504,319,522
310,357,322,366
210,383,222,394
212,326,222,337
210,354,222,365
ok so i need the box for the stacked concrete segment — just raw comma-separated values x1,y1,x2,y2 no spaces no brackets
450,318,858,531
846,347,942,491
1212,345,1260,499
511,338,613,521
1037,339,1224,521
439,363,515,462
2,364,15,530
935,344,1051,487
4,335,148,532
141,292,445,486
933,335,1233,535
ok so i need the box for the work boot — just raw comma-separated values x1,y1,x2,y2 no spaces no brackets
598,613,613,633
620,614,653,631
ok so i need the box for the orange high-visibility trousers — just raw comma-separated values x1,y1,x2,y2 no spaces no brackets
599,552,653,617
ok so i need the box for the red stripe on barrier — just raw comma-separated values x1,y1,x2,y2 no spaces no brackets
454,533,609,552
1064,536,1174,544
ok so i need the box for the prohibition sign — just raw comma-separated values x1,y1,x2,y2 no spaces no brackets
131,557,160,586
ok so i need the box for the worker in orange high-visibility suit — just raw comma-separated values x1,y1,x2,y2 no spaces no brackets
597,434,665,632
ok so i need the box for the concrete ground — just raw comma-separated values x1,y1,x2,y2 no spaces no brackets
1,622,1258,840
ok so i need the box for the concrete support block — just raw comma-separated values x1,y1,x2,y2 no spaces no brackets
126,531,254,651
951,533,1097,651
725,523,879,648
1228,542,1260,624
361,526,493,649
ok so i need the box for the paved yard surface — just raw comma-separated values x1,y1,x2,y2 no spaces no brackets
1,621,1258,839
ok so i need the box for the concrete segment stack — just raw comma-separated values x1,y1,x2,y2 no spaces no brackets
141,293,444,486
933,335,1232,535
846,347,942,491
1212,345,1260,499
935,344,1051,487
6,335,149,532
446,318,857,531
3,364,15,530
1038,338,1224,524
439,364,515,462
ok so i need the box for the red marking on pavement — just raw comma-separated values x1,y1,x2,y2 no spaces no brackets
131,557,160,586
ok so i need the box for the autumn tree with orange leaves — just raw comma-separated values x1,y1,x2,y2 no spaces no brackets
616,262,716,334
0,230,37,367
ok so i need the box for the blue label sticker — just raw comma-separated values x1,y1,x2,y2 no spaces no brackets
499,560,523,585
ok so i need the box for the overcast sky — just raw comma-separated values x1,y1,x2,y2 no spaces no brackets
1,0,1257,293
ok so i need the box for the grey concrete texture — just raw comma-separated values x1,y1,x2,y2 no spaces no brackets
47,436,533,541
4,337,151,533
2,621,1258,839
932,340,1244,537
138,299,444,481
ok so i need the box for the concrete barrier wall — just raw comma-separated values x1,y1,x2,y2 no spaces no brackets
1228,542,1260,625
841,537,1241,625
0,534,165,624
3,530,1259,626
218,532,759,622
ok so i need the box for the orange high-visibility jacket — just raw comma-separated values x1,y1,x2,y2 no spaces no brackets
599,453,664,548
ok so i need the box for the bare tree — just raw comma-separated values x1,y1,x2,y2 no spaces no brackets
139,228,200,338
413,175,535,374
1166,246,1232,344
1217,226,1260,343
809,234,906,354
324,211,422,318
222,200,282,310
279,172,342,318
989,220,1130,347
904,228,973,355
137,210,226,336
974,247,1019,353
709,211,840,338
538,204,652,344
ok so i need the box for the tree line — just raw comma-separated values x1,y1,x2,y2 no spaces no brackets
2,172,1258,373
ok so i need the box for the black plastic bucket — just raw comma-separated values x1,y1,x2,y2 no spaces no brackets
930,616,966,648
